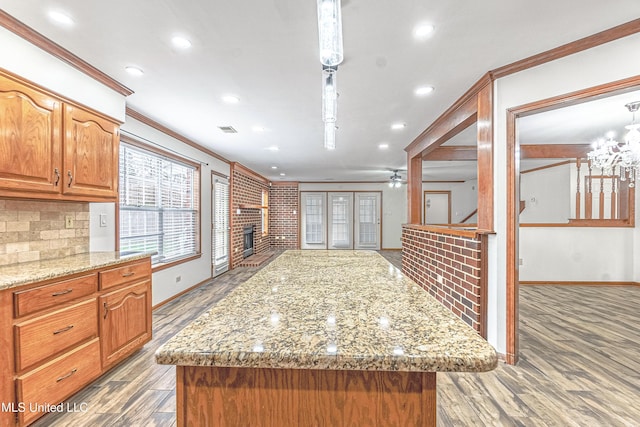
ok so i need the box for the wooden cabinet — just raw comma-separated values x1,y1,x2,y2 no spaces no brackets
0,70,119,202
0,74,62,195
62,105,119,199
0,256,152,426
100,280,152,368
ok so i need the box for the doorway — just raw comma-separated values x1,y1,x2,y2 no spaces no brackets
423,191,451,224
212,174,230,276
300,191,381,250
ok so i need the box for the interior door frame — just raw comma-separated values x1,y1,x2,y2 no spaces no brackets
505,75,640,365
423,190,452,225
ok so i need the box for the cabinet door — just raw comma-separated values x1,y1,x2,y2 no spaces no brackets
0,74,62,194
99,280,151,368
63,104,119,200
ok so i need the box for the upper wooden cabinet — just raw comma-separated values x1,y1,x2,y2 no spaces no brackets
0,74,62,195
63,105,119,199
0,70,120,202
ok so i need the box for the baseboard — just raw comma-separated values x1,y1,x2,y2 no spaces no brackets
381,247,402,251
520,281,637,286
152,277,212,310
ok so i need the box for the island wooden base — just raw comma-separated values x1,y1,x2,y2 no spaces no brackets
176,366,436,426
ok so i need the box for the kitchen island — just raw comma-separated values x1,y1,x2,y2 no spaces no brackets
156,250,497,426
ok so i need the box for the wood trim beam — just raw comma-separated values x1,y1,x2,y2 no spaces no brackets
407,154,423,224
0,10,133,96
423,146,477,161
231,162,269,184
491,18,640,79
406,75,491,158
126,108,230,164
521,160,571,174
520,144,593,159
477,83,494,231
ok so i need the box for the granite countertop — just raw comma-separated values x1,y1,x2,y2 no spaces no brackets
0,252,153,291
156,250,498,373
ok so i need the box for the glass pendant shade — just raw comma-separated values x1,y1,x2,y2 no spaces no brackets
322,70,337,122
324,121,336,150
317,0,343,66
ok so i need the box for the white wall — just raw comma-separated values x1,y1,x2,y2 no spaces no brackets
90,116,231,306
519,227,633,281
298,182,406,249
422,179,478,223
490,32,640,355
0,27,125,122
520,165,571,223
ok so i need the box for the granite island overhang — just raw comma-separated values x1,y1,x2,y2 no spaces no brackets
155,250,497,426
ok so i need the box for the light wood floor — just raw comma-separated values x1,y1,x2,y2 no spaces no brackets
33,252,640,426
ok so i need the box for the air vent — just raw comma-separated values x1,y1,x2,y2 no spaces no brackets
218,126,238,134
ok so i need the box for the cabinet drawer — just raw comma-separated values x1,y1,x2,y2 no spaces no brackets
16,339,101,426
13,273,97,317
15,299,97,372
99,260,151,290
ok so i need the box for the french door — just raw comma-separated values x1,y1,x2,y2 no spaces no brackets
212,175,230,276
300,191,381,250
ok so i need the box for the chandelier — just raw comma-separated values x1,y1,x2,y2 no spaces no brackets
317,0,343,150
587,101,640,187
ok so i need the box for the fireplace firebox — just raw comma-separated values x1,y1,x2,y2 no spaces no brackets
243,226,254,258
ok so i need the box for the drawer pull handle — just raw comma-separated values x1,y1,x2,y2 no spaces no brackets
103,302,108,319
56,368,77,383
51,289,73,297
54,168,60,186
121,272,135,278
67,170,73,187
53,325,74,335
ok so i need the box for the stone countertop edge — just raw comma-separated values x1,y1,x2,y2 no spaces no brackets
155,250,498,373
0,251,154,291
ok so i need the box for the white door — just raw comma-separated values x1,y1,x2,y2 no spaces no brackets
355,192,381,250
212,175,230,276
301,192,327,249
424,191,451,224
328,193,353,249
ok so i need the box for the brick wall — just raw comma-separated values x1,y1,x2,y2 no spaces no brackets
231,167,270,268
401,224,486,333
269,183,298,249
0,199,89,266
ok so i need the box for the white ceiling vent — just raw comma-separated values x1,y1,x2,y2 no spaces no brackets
218,126,238,134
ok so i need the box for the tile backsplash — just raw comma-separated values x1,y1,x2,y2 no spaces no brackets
0,199,89,266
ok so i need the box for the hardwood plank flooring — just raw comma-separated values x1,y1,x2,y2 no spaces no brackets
32,253,640,426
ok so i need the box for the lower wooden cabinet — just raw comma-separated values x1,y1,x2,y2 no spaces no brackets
99,280,152,368
16,339,101,426
0,256,152,427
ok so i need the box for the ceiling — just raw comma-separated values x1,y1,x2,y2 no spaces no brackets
1,1,639,182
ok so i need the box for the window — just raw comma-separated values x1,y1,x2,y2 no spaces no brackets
119,141,200,265
305,194,324,244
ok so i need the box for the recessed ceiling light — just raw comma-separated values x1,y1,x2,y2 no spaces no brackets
266,146,279,152
252,126,266,132
415,86,435,96
222,95,240,104
48,10,74,26
280,173,286,176
378,143,389,149
391,123,406,130
413,23,435,39
271,166,278,169
171,36,192,49
125,66,144,77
